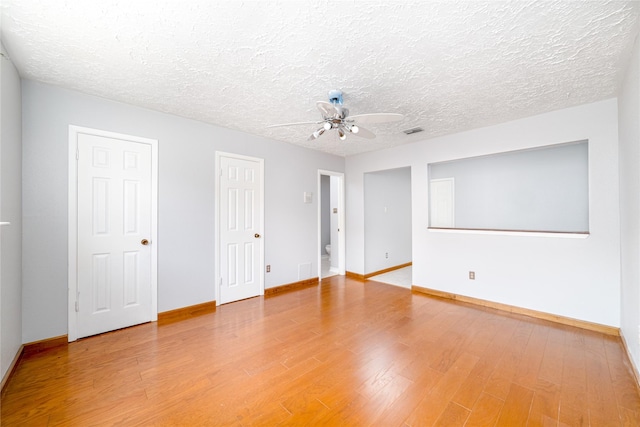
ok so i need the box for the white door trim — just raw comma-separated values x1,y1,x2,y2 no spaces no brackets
215,151,265,305
317,170,346,279
68,125,158,342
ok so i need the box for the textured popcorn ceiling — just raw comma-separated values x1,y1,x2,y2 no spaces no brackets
2,1,639,156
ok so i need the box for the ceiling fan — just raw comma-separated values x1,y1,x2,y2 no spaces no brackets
267,90,404,141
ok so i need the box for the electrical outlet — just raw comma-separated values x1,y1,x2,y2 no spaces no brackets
469,271,475,280
385,252,388,259
266,265,271,273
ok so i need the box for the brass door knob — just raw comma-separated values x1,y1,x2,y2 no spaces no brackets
141,239,149,245
254,234,261,238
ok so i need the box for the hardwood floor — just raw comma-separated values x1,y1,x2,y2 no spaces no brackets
3,275,640,426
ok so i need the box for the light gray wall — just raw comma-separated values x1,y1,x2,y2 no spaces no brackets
428,141,589,232
21,80,344,343
320,175,330,255
619,32,640,374
347,99,621,327
1,46,23,380
364,167,412,274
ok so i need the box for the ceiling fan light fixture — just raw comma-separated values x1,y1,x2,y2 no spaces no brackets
338,128,346,140
323,122,332,131
350,125,359,134
312,128,326,139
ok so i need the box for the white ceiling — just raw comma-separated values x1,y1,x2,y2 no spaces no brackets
2,1,639,157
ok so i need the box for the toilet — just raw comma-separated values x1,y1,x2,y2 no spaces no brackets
325,244,331,258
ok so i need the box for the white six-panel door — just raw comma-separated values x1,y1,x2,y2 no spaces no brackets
217,153,264,304
70,127,157,340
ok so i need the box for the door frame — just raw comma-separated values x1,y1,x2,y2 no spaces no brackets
214,151,265,305
317,170,346,279
67,125,158,342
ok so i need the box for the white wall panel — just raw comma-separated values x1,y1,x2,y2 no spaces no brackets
227,244,238,287
244,242,254,283
92,178,110,235
123,151,138,170
227,189,238,231
92,147,110,168
244,189,254,230
123,180,139,234
347,99,621,327
92,254,110,312
123,251,139,306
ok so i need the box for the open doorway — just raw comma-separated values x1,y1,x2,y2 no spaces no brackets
364,167,412,288
318,170,345,279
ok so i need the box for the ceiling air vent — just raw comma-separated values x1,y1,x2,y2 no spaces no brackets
402,127,424,135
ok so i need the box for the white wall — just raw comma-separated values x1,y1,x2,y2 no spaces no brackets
1,46,23,380
364,167,412,274
21,80,344,343
619,32,640,371
347,99,621,327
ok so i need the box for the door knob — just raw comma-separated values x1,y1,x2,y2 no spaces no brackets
254,233,261,238
141,239,149,245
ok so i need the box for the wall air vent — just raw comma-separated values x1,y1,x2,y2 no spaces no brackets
402,127,424,135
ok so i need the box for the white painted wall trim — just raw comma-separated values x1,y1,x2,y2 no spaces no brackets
427,228,590,239
67,125,158,342
317,170,345,278
214,151,265,304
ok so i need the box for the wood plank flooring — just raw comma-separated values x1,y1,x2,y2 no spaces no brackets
2,275,640,426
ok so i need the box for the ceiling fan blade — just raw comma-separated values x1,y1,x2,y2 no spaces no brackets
351,126,376,139
267,121,320,128
347,113,404,124
316,101,337,118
